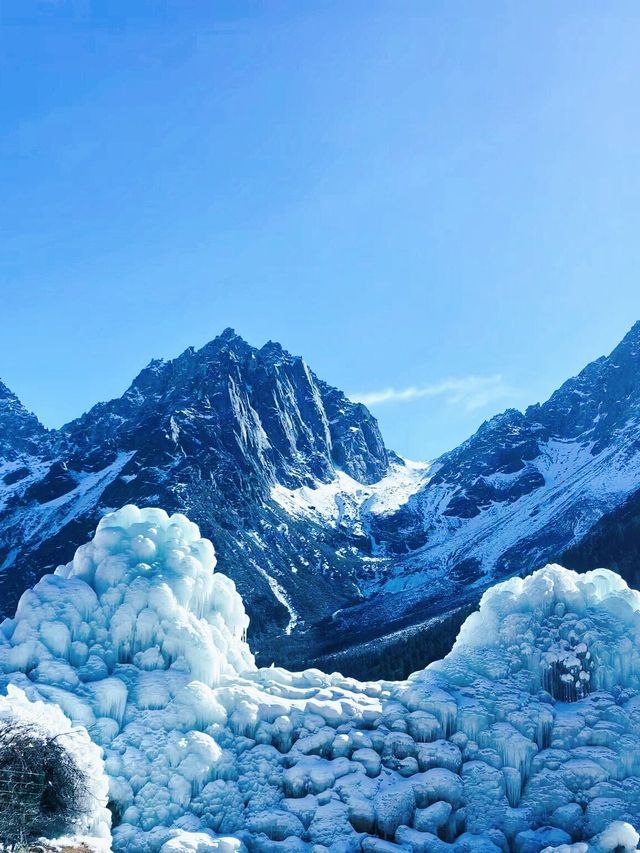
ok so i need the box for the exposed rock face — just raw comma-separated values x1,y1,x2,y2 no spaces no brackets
0,380,47,461
0,330,389,661
2,323,640,676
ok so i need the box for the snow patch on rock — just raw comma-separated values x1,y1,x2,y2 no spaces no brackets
271,458,431,528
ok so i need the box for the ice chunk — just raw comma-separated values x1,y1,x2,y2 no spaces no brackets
352,747,382,777
413,800,452,833
160,832,245,852
374,783,415,838
591,821,640,852
515,827,572,852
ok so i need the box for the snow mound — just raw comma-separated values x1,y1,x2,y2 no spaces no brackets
1,508,640,851
443,564,640,700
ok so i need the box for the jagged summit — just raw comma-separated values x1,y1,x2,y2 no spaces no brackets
218,325,241,341
620,317,640,344
0,378,47,461
0,378,14,399
524,323,640,442
260,338,285,353
0,330,390,658
197,325,252,358
0,378,33,412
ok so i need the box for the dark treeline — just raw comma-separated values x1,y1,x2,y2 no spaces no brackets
561,488,640,590
311,604,476,682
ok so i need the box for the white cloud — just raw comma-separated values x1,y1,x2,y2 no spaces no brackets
351,374,516,412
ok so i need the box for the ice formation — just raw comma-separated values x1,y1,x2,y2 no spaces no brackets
1,506,639,852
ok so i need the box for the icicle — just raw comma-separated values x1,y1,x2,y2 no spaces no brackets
503,766,522,807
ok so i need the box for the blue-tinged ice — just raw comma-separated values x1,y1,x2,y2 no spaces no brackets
0,506,639,851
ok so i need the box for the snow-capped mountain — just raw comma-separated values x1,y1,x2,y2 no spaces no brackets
292,322,640,674
2,323,640,676
0,329,391,666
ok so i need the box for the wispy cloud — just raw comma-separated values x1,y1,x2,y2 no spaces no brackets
351,375,516,412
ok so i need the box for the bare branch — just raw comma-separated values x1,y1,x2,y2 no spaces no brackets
0,718,93,851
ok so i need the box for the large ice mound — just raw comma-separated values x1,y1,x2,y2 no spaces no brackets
1,506,640,852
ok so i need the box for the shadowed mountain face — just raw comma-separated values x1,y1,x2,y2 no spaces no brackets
2,323,640,676
0,330,390,663
0,380,47,461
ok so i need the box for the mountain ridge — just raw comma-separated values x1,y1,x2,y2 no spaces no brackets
2,322,640,677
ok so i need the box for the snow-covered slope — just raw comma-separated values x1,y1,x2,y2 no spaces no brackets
372,321,640,594
2,323,640,676
271,458,431,535
1,507,640,851
281,322,640,673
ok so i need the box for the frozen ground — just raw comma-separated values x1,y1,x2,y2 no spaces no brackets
1,507,640,852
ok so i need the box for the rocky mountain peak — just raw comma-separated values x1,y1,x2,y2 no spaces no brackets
0,378,26,405
219,325,240,341
197,327,252,362
52,330,389,496
259,339,288,363
527,324,640,446
0,379,47,461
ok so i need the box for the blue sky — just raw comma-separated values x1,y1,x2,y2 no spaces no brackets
2,2,640,460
